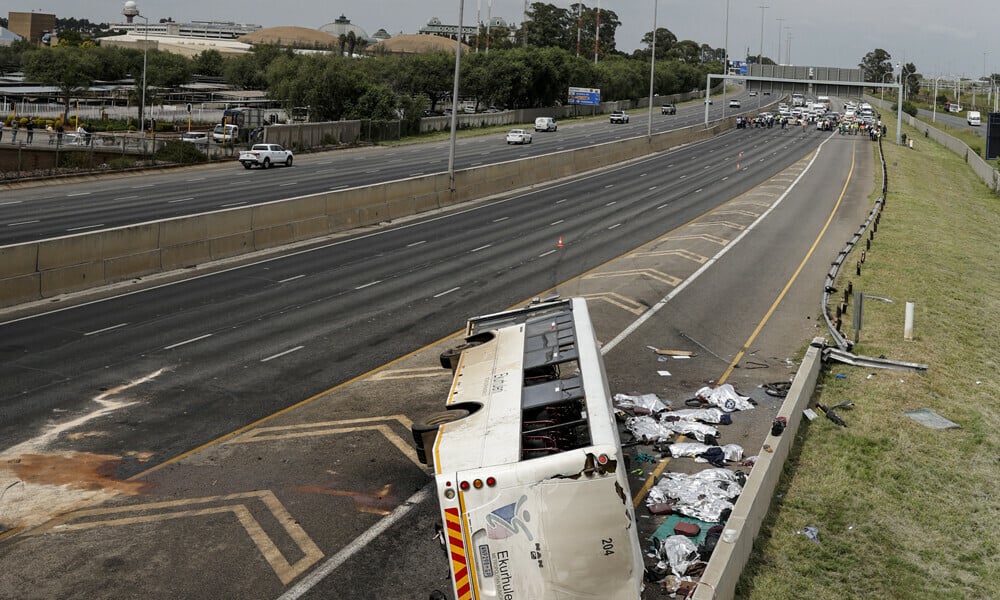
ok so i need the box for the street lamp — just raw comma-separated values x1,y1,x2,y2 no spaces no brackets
137,13,148,138
881,72,893,105
447,0,465,191
646,0,658,139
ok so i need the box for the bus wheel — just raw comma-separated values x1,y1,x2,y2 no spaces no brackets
412,409,470,465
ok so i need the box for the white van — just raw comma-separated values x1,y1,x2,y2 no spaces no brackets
534,116,557,132
212,123,239,142
967,111,981,126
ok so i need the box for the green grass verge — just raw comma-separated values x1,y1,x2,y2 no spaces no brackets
736,115,1000,598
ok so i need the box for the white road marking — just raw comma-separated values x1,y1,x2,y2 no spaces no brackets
608,223,622,230
275,485,433,600
492,217,508,223
164,334,212,350
186,177,205,182
355,280,381,290
695,188,703,193
365,169,380,173
606,201,617,206
649,186,658,191
279,182,298,187
604,184,614,188
434,287,460,298
722,176,730,181
261,346,304,362
330,184,348,190
66,224,105,232
279,274,305,283
409,172,424,177
471,244,491,252
556,198,568,204
407,240,427,247
8,220,40,227
550,219,564,226
220,201,246,208
85,322,129,336
679,175,687,179
168,197,193,203
132,184,154,189
602,132,835,355
67,192,91,197
656,203,669,210
539,249,557,257
0,200,23,206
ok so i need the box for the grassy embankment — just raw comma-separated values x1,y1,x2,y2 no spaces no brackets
736,116,1000,598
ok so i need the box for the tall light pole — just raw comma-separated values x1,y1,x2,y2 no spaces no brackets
881,72,893,105
758,5,768,65
138,13,148,138
594,0,601,64
757,5,768,106
447,0,465,191
721,0,729,119
647,0,658,139
776,18,784,66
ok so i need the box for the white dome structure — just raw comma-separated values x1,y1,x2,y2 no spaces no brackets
318,14,373,43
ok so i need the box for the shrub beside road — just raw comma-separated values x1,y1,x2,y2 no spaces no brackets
738,119,1000,599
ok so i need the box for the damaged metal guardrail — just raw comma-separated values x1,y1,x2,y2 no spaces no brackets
820,136,927,373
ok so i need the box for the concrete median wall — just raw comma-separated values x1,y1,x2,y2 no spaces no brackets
0,120,732,309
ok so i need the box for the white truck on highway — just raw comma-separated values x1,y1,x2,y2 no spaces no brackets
238,144,294,169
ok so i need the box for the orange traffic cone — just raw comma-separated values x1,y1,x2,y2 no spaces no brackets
557,236,564,248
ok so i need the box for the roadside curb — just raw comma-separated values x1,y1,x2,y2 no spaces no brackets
693,336,827,600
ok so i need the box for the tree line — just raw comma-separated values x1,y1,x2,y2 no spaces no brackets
2,1,729,130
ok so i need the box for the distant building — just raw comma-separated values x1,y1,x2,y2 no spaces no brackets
7,11,57,44
372,28,391,42
111,20,261,40
418,17,477,39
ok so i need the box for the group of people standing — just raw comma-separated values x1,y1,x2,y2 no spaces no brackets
0,119,91,145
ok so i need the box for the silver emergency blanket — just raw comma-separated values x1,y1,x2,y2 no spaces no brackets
695,383,755,412
663,443,744,463
614,392,668,414
660,420,719,443
625,413,722,444
647,468,743,522
625,415,672,442
665,407,728,424
656,535,699,577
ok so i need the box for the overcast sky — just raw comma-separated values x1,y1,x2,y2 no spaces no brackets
16,1,999,78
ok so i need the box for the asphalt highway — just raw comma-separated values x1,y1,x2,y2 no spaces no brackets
0,92,762,245
0,118,819,469
0,109,882,599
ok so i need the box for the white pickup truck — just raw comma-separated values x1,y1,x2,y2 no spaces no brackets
238,144,293,169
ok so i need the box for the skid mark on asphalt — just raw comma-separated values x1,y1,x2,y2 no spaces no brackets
24,490,323,585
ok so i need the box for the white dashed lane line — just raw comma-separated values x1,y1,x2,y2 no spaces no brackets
279,275,306,283
220,201,246,208
407,240,427,247
433,287,460,298
168,197,193,203
164,334,212,350
66,224,105,232
261,346,304,363
8,220,40,227
85,323,129,336
355,280,381,290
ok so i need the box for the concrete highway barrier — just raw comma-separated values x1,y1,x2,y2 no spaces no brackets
0,119,738,309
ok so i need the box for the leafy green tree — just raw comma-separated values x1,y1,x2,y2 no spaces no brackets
899,62,920,100
524,2,574,50
193,49,225,77
393,51,455,112
56,29,84,47
859,48,893,89
0,39,35,76
224,44,291,89
633,27,677,60
350,84,398,120
22,45,102,121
